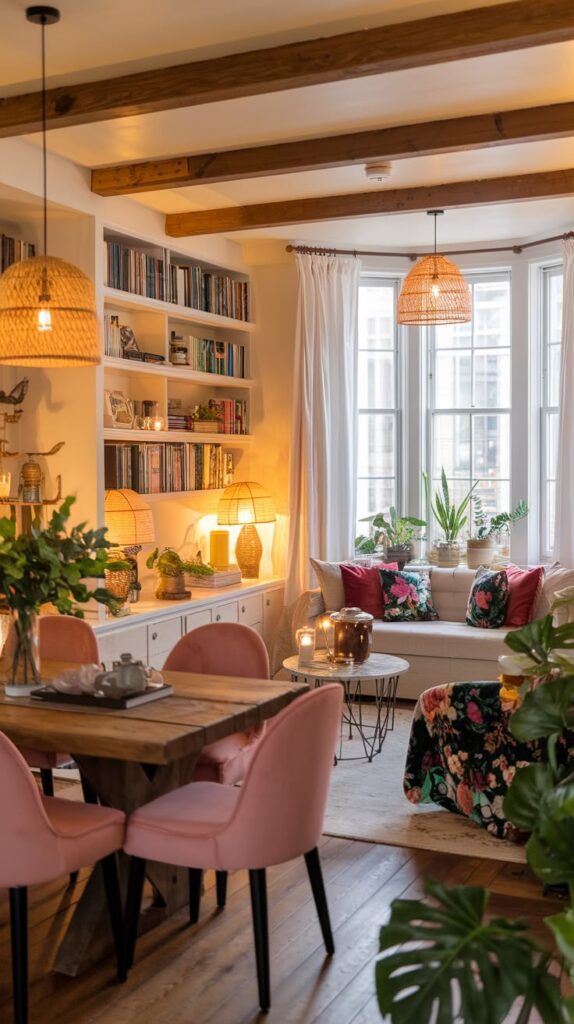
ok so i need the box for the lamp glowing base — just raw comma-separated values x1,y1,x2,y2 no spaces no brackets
235,524,262,578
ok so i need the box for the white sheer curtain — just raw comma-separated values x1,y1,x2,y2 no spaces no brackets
285,253,361,604
554,237,574,564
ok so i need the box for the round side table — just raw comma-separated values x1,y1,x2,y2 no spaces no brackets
282,652,410,762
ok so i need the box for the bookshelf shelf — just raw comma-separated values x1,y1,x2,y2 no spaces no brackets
102,287,256,334
103,356,254,389
103,427,253,446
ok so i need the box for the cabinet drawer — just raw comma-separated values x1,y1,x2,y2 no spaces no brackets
148,617,182,661
185,609,212,633
213,601,238,624
238,594,264,627
99,623,148,668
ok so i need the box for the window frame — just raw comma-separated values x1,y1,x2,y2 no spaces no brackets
539,262,564,559
425,270,512,543
356,275,403,533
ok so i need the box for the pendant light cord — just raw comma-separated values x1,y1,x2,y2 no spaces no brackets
41,16,48,258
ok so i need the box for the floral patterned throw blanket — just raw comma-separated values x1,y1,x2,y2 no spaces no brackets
403,680,568,840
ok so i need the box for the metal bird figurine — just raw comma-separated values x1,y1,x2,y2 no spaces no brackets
0,379,28,406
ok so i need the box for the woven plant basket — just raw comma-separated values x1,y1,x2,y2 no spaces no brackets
397,254,472,326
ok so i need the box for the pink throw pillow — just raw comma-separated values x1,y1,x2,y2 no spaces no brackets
341,562,399,619
504,564,544,627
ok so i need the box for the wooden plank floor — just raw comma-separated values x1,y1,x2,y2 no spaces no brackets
0,792,564,1023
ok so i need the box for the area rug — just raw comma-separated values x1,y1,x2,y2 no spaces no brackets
323,706,526,864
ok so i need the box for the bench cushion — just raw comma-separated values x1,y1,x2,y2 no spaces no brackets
371,619,510,662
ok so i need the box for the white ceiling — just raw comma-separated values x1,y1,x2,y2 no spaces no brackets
3,0,574,247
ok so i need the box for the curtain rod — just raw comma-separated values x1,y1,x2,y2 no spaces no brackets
286,231,574,261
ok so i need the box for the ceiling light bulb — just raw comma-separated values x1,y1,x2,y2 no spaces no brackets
431,282,441,300
37,306,52,332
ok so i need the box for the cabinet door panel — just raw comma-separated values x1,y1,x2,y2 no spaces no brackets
148,616,182,664
238,594,264,627
213,601,239,624
98,624,148,668
263,587,285,651
184,609,213,634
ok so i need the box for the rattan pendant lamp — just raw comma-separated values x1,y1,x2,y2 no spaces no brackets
397,210,472,326
0,7,99,367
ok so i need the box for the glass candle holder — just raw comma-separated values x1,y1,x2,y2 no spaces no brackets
296,626,316,666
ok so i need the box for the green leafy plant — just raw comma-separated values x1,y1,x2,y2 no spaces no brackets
423,468,478,543
472,496,529,539
355,507,426,554
191,403,222,421
376,610,574,1023
146,547,214,577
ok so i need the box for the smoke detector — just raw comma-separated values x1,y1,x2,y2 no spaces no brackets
365,162,392,182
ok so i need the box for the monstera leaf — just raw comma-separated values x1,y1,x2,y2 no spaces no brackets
376,880,562,1024
510,678,574,743
504,763,556,831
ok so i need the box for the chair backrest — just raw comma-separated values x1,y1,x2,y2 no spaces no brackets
0,731,68,886
163,622,270,679
221,684,342,868
39,615,100,664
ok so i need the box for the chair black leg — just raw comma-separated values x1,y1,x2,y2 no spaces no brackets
125,856,146,972
80,774,98,805
101,853,126,982
216,870,228,909
39,768,54,797
10,887,28,1024
304,847,334,955
249,869,270,1012
188,868,202,924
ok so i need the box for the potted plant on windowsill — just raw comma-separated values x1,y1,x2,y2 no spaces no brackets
355,507,426,570
467,497,529,569
423,468,478,567
0,496,118,696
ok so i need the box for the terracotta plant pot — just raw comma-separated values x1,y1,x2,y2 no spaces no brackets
466,538,495,570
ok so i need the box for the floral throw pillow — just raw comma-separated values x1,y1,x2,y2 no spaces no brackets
466,567,509,629
379,568,438,622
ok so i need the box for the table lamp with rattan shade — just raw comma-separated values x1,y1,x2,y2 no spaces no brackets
104,489,155,609
217,481,275,579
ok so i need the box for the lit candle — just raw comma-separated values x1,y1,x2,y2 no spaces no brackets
0,472,10,499
297,627,315,666
210,530,229,569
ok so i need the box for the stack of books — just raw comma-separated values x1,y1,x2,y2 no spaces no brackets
188,566,242,588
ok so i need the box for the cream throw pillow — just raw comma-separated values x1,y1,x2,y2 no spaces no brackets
533,562,574,625
309,558,347,611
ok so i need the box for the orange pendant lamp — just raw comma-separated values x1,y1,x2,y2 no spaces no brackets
397,210,472,327
0,7,99,367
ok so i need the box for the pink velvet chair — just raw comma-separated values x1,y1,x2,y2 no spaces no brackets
163,622,270,912
0,730,126,1024
14,616,100,799
123,684,342,1012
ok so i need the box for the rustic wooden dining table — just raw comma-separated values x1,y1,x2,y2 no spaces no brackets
0,659,308,977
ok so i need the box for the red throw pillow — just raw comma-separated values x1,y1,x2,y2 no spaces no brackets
340,562,399,618
504,564,544,627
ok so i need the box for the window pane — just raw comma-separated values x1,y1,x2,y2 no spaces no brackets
432,414,470,478
473,280,510,347
358,285,395,350
472,414,510,479
546,411,559,482
473,350,510,407
547,481,556,554
549,273,563,344
356,478,395,528
358,351,395,408
549,345,561,407
471,481,510,525
435,322,472,349
434,350,472,408
541,268,563,555
358,413,396,477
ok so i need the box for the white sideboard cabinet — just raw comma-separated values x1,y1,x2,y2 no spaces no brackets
94,579,284,670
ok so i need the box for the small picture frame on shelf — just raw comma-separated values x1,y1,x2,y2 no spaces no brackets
120,325,141,357
104,389,134,429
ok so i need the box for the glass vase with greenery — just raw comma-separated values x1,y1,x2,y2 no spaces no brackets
0,497,117,695
375,609,574,1023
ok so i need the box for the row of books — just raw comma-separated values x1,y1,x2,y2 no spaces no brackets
104,443,233,493
167,398,249,435
104,240,250,324
105,241,166,301
169,264,249,322
180,336,246,378
1,234,35,272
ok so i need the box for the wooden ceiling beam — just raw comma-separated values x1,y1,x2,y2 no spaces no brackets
164,169,574,236
91,101,574,196
2,0,574,137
